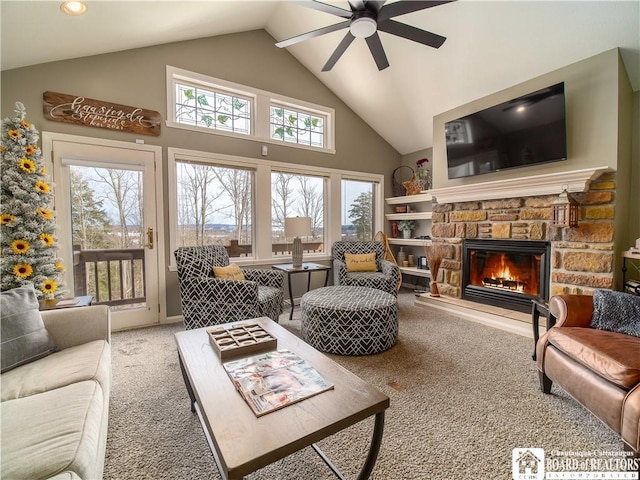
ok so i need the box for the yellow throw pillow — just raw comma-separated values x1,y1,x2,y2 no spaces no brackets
345,253,377,272
212,263,245,281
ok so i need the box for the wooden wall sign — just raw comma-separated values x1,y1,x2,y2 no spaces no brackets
43,91,161,136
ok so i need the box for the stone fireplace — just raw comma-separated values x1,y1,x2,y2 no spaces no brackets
429,170,616,310
462,239,551,313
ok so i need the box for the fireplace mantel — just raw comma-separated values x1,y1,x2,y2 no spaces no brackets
428,167,611,204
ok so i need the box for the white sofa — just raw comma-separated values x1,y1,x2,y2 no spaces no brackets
1,305,111,480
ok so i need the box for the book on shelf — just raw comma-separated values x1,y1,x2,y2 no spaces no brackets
223,349,334,417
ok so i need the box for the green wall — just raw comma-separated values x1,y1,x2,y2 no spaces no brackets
1,29,402,318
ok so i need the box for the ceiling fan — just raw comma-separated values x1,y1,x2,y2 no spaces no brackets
276,0,455,72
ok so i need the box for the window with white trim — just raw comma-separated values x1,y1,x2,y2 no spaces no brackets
174,160,255,257
270,105,325,148
175,83,251,134
167,148,382,268
271,171,325,256
166,66,335,153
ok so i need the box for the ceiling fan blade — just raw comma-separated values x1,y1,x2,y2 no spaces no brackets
377,19,447,48
365,32,390,71
322,32,356,71
276,21,350,48
378,0,455,21
303,0,353,19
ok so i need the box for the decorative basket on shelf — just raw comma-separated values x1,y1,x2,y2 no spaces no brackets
392,166,414,197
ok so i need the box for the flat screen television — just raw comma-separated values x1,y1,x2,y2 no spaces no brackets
445,82,567,180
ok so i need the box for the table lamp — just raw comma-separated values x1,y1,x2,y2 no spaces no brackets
285,217,312,268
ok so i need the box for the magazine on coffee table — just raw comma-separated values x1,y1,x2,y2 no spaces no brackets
223,349,334,417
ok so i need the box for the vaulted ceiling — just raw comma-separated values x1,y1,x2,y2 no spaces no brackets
2,1,639,155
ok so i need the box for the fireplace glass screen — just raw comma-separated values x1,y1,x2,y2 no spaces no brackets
468,251,541,297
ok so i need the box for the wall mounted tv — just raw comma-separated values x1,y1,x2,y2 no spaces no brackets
445,82,567,180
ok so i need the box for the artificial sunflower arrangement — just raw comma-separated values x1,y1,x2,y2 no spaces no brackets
1,102,65,298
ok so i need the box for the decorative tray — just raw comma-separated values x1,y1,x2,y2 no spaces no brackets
207,321,277,361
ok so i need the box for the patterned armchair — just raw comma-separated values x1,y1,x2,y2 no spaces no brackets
174,245,284,329
332,241,400,296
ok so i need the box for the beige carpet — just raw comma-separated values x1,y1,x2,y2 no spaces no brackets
104,290,620,479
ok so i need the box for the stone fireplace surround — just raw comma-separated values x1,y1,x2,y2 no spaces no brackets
427,168,617,305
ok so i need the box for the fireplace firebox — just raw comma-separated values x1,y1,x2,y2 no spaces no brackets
462,239,551,313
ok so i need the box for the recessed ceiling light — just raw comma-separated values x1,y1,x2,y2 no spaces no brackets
516,105,526,113
60,1,87,16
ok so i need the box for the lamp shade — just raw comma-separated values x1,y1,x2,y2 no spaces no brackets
284,217,311,238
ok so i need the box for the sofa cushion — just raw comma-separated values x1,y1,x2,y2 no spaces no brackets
1,380,105,480
1,340,110,401
1,284,56,373
591,289,640,337
547,327,640,389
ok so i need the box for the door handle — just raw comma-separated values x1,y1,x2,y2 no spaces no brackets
145,227,154,250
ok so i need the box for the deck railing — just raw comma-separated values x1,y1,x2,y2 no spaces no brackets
73,246,146,307
73,241,324,306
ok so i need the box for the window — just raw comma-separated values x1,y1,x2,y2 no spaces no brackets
174,160,254,257
271,171,325,256
175,83,251,134
167,66,335,153
342,179,377,241
270,105,325,148
168,148,382,269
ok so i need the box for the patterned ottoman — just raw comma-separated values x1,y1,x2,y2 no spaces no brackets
301,286,398,356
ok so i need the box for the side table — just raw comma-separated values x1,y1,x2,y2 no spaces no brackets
531,297,556,361
272,263,331,320
39,295,93,311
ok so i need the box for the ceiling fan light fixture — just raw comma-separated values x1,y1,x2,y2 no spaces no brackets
350,17,377,38
60,1,87,16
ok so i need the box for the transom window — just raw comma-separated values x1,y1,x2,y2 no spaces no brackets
175,83,251,134
166,66,335,153
270,106,325,148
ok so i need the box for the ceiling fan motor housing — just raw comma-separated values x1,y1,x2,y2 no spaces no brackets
350,11,378,38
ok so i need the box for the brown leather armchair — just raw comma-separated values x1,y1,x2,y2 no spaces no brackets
537,294,640,453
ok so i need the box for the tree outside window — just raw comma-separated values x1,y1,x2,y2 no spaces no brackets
343,180,376,241
176,161,254,257
271,172,324,254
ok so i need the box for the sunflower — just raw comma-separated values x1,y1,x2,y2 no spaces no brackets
11,239,29,254
36,207,53,219
40,233,54,246
13,263,33,278
24,145,37,155
41,166,47,175
1,213,16,225
19,157,36,173
20,120,31,129
8,129,20,139
55,262,65,272
41,279,58,295
35,181,50,193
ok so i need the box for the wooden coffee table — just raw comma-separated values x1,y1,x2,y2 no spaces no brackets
174,317,390,480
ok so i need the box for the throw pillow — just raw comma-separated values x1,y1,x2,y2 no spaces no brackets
590,289,640,337
1,284,57,373
345,253,377,272
212,263,245,281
